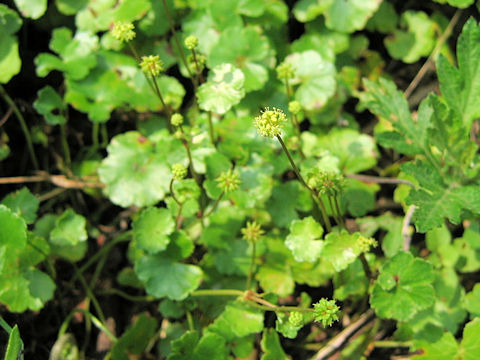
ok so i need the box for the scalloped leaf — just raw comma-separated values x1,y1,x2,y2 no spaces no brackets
371,251,435,321
98,131,175,208
197,63,245,114
285,216,324,263
284,50,336,110
133,207,175,254
33,86,67,125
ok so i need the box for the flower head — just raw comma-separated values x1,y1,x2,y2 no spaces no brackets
313,299,340,327
172,163,187,180
307,170,345,197
288,311,304,328
357,235,378,253
241,221,264,243
276,61,294,80
171,113,184,127
185,35,199,50
111,21,136,42
254,107,287,138
140,55,163,77
288,100,302,115
216,169,241,193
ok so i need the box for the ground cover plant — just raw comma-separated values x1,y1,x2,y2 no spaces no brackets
1,0,480,359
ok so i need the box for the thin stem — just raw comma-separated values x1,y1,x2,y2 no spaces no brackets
346,173,415,187
191,49,204,83
92,122,99,149
186,311,195,331
60,124,71,167
190,289,244,297
160,0,193,78
169,178,182,205
0,84,39,169
0,317,13,333
151,75,173,133
277,134,331,231
207,111,215,146
359,253,373,280
202,191,224,218
333,196,345,229
404,10,461,99
98,288,154,302
179,125,201,186
73,264,106,324
246,241,256,290
58,309,117,343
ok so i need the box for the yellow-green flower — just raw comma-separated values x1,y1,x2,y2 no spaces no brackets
357,235,378,253
313,299,340,327
241,221,264,243
140,55,164,77
171,113,184,127
172,163,187,180
276,61,294,80
185,35,198,50
216,169,241,193
111,21,136,42
288,100,302,115
254,107,287,138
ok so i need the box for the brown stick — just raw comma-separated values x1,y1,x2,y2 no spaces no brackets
346,174,414,188
0,172,104,189
311,309,376,360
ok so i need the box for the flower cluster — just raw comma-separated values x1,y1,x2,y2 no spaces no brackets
241,221,264,243
171,113,184,127
307,170,345,197
172,163,187,181
288,100,302,115
357,235,378,253
288,311,304,327
254,107,287,138
313,299,340,327
140,55,163,77
276,61,294,80
216,169,241,193
111,21,136,42
185,35,199,50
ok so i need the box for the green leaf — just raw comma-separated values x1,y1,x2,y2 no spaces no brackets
4,325,23,360
0,4,22,34
197,63,245,114
256,237,295,297
133,207,175,254
324,0,382,33
371,251,435,321
334,258,369,300
385,11,436,63
284,50,336,110
135,254,202,300
465,283,480,317
437,18,480,129
292,0,329,22
0,5,22,84
50,209,87,246
111,313,158,360
33,86,67,125
35,27,98,80
168,331,228,360
402,161,480,232
285,216,324,263
412,318,480,360
99,131,174,207
366,1,398,33
13,0,47,19
432,0,474,8
55,0,88,15
1,187,39,224
309,128,378,173
0,204,27,255
322,231,373,271
208,26,271,92
275,311,303,339
260,328,289,360
207,300,264,340
361,78,431,155
342,179,379,217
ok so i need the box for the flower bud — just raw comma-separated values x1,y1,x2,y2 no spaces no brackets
171,113,184,127
140,55,163,77
172,163,187,180
111,21,136,42
185,35,199,50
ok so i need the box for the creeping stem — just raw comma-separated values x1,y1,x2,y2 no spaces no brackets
276,134,331,231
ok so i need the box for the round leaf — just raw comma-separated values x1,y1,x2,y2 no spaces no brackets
133,207,175,254
285,216,324,263
98,131,172,208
